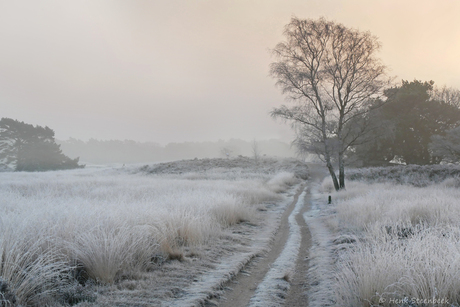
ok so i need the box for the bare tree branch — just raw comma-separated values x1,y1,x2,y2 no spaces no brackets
269,17,389,190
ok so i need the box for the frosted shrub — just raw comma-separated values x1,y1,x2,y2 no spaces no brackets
320,177,335,193
347,164,460,187
336,183,460,231
335,227,460,306
210,199,254,227
141,156,309,180
266,171,300,193
155,207,217,250
0,218,70,306
66,222,159,283
229,181,282,205
438,176,460,188
330,175,460,306
332,181,371,202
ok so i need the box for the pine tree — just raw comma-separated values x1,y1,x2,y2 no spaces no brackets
0,118,83,171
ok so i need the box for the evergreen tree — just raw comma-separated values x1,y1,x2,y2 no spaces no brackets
0,118,83,171
353,80,460,166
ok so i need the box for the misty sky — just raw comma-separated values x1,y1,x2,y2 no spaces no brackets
1,0,459,145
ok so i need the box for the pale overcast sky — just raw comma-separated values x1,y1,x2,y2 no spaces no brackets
1,0,459,144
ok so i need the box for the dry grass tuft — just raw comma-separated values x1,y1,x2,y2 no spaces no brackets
0,222,71,305
267,172,300,193
167,251,185,262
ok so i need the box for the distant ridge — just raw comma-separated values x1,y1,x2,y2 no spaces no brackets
57,138,296,164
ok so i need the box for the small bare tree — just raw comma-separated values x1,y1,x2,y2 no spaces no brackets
251,139,261,163
270,17,388,190
431,85,460,108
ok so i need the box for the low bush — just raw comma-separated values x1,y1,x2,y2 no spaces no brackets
346,164,460,187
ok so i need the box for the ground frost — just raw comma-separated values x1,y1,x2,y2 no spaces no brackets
303,184,336,307
248,190,307,307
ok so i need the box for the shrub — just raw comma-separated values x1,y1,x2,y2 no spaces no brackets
347,164,460,187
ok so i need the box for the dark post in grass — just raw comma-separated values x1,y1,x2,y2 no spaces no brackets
328,195,332,204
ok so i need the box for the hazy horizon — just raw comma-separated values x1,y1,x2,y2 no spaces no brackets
1,0,459,145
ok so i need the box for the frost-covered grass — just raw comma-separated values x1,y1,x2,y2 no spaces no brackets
0,159,302,306
346,164,460,187
140,156,309,180
336,183,460,232
335,226,460,307
315,167,460,306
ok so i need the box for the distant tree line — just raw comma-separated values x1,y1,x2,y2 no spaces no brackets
0,118,83,171
58,138,296,164
0,118,295,170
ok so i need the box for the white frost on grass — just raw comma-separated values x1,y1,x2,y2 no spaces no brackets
314,171,460,306
333,181,460,306
337,182,460,231
0,160,304,306
248,190,307,307
266,172,300,193
167,196,291,307
335,226,460,306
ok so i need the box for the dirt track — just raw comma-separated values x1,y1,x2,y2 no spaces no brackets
283,186,312,307
216,164,326,307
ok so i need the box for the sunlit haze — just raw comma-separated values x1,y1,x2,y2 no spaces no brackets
1,0,459,144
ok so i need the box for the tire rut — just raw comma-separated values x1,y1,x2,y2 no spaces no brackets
217,184,307,307
284,186,312,306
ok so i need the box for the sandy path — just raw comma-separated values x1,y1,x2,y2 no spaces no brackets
217,184,307,307
283,185,312,306
284,164,328,306
216,164,326,307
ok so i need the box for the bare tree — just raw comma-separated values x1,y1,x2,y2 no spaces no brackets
251,139,262,163
431,85,460,108
270,17,388,190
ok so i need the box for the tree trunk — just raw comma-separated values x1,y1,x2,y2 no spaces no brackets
323,133,339,191
325,156,339,191
338,152,345,190
328,164,340,191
